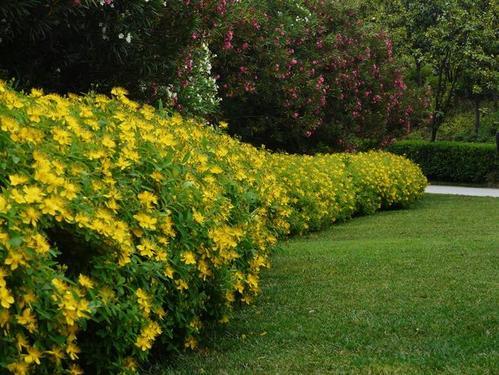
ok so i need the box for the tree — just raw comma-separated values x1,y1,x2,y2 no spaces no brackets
365,0,498,141
458,5,498,137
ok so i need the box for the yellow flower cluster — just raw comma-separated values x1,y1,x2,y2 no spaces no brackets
0,81,426,373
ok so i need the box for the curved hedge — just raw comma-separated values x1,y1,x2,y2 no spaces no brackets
387,140,497,184
0,82,426,374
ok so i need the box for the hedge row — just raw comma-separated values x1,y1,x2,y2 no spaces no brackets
387,140,498,184
0,82,426,374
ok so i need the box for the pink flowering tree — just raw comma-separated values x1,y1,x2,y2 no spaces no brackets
208,0,428,152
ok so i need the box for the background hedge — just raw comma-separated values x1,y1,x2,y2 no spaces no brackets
387,140,498,184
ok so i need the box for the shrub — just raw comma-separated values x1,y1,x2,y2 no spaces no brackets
0,0,225,117
211,0,429,153
345,152,429,214
0,82,426,373
387,140,497,183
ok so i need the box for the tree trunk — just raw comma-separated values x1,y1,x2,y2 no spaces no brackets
474,98,480,137
431,116,439,142
415,59,422,87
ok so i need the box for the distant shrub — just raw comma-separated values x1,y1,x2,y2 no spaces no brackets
387,140,497,183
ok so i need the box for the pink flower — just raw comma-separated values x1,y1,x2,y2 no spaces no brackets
223,30,234,50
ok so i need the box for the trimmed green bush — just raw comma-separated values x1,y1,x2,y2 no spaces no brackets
387,140,497,183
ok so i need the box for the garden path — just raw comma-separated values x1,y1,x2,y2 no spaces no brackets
425,185,499,198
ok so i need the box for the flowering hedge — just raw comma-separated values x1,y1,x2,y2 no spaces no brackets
0,82,426,373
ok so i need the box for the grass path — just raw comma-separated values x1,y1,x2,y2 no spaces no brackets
153,195,499,374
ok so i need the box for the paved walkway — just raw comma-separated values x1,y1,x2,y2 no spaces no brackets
425,185,499,198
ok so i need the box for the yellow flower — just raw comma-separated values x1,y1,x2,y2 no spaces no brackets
0,309,10,327
154,306,167,320
9,174,29,186
135,336,150,351
17,308,37,333
135,321,161,351
209,165,223,174
40,196,65,215
184,335,198,349
30,88,44,97
124,356,138,371
133,212,157,231
164,266,175,279
10,188,26,204
197,259,212,280
0,286,15,308
52,128,72,145
101,135,116,149
246,273,259,291
136,288,151,315
68,364,84,375
30,233,50,254
7,361,30,375
137,191,158,209
5,251,26,271
0,195,10,213
137,239,156,258
66,342,80,360
111,87,128,97
16,333,28,351
192,210,205,224
22,291,36,306
46,346,65,364
175,279,188,291
20,207,40,226
23,346,42,365
181,251,196,265
78,274,94,289
150,171,163,182
218,314,230,324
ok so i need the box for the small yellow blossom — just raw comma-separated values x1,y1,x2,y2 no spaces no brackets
192,210,205,224
137,191,158,208
78,274,94,289
0,286,15,308
9,174,29,186
23,346,42,365
181,251,196,265
133,212,157,230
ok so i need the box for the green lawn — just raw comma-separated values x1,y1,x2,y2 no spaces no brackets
151,194,499,374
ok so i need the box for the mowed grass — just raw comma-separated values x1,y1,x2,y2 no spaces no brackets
152,195,499,374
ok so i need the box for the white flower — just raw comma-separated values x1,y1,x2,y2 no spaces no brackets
118,33,124,39
126,33,132,43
